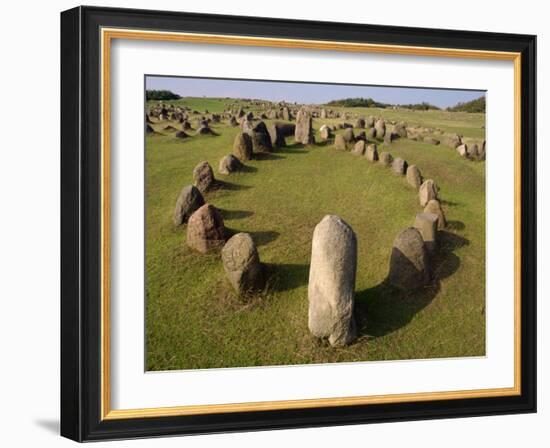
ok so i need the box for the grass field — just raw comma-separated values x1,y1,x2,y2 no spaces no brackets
145,98,486,371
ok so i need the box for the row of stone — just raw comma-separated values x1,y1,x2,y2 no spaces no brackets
174,183,265,295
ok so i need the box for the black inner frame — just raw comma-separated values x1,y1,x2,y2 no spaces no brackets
60,6,536,442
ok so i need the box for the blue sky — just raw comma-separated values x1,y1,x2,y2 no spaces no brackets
146,76,484,108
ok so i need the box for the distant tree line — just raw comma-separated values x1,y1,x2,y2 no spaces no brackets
325,97,440,110
146,89,182,101
325,97,387,108
398,102,440,111
447,96,486,113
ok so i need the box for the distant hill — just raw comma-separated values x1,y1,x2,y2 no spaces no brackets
448,96,486,113
146,89,182,101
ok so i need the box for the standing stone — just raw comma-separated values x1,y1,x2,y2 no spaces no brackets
196,125,212,135
319,124,332,141
193,161,215,192
456,144,469,157
355,117,366,129
406,165,422,189
320,108,327,119
419,179,438,206
366,116,375,127
395,122,408,138
384,131,398,144
218,154,242,175
365,144,378,162
295,108,314,144
232,132,253,161
334,134,347,150
477,140,486,161
414,212,439,253
221,233,263,294
366,127,377,139
470,143,479,159
186,204,226,253
251,131,273,152
351,140,366,156
343,127,355,143
424,199,447,230
375,119,386,138
229,116,238,127
182,120,192,130
379,151,393,166
392,157,408,175
282,107,290,121
308,215,357,347
267,123,286,147
447,133,462,148
173,185,205,226
388,228,430,289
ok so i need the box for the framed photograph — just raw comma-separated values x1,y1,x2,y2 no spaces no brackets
60,6,536,442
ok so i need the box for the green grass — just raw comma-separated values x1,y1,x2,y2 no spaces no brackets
145,98,486,371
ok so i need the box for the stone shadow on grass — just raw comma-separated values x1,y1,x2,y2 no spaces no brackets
354,230,469,339
263,262,310,293
238,164,258,173
446,220,465,231
277,147,310,154
213,180,252,191
218,209,254,220
254,152,285,161
224,228,280,247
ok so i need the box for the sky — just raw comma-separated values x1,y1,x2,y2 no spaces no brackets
145,76,484,108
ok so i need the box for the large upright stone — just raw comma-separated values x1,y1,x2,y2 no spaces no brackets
477,140,486,161
267,123,286,147
395,122,408,138
351,140,366,156
366,116,375,128
365,144,378,162
419,179,438,206
424,199,447,230
186,204,226,253
308,215,357,347
295,108,314,144
379,151,393,166
375,119,386,139
343,127,355,143
392,157,408,175
406,165,422,189
250,131,273,152
221,233,263,294
218,154,242,175
173,185,205,226
334,134,347,150
319,124,332,141
282,107,291,121
355,117,366,129
366,127,377,139
193,161,215,192
414,212,438,252
456,144,469,157
388,228,430,289
447,133,462,149
232,132,253,161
